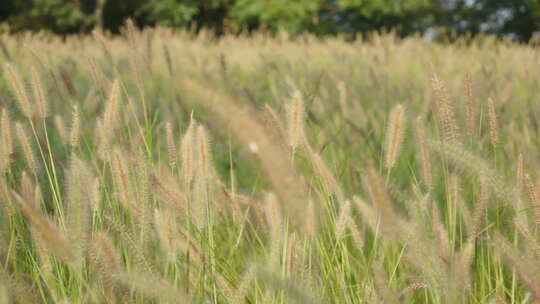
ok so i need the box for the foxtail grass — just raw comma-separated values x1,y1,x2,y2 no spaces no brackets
0,28,538,304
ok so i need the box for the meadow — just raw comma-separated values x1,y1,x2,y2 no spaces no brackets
0,23,539,303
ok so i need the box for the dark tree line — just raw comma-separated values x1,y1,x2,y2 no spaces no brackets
0,0,539,41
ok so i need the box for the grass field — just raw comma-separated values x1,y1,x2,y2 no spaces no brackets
0,24,539,303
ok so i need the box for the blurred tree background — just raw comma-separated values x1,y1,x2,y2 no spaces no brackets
0,0,538,41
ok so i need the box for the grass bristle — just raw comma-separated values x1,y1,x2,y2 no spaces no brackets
0,109,13,173
415,116,432,189
430,65,460,144
4,64,33,119
180,117,195,186
384,103,405,170
15,122,37,172
54,115,68,144
487,97,498,147
464,72,475,137
165,121,177,169
196,125,211,178
288,90,305,151
30,66,48,119
70,105,81,148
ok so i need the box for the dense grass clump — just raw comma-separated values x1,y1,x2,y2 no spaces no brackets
0,26,539,303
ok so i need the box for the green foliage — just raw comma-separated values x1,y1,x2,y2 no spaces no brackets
6,0,95,33
143,0,199,27
0,0,539,40
232,0,321,32
444,0,540,41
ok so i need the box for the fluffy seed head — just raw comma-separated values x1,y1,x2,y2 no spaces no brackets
54,115,68,144
464,73,475,136
103,79,120,131
430,66,460,144
4,64,33,118
335,200,351,239
263,104,288,149
89,177,100,213
0,109,13,173
154,208,180,262
30,66,48,118
415,116,432,189
12,191,74,263
65,156,94,266
87,56,107,92
15,122,37,172
487,97,498,146
264,192,282,232
181,117,195,185
20,170,38,209
361,163,397,236
165,122,177,168
307,146,344,201
92,232,120,273
516,153,524,190
70,105,81,148
385,103,406,169
197,125,211,178
525,174,540,223
111,150,139,215
472,180,488,237
288,90,305,151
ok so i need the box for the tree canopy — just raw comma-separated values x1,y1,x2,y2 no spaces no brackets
0,0,538,41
